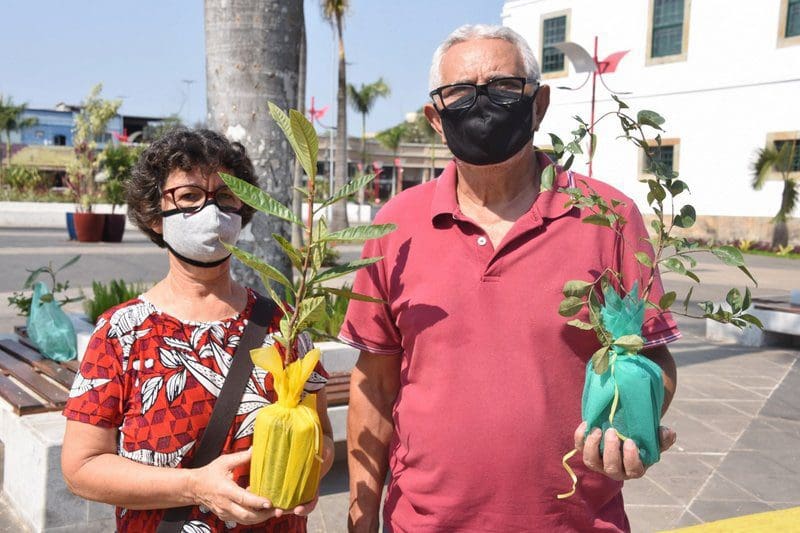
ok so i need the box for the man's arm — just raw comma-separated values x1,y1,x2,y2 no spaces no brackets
347,350,401,533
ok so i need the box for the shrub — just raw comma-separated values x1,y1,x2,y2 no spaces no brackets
83,279,150,323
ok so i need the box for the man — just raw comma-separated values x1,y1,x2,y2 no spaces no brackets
340,24,679,532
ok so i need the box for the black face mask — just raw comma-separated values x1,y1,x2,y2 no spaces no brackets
439,91,536,166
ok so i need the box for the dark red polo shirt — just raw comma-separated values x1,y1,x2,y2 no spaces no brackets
340,153,680,532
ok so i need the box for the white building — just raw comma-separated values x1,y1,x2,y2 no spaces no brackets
502,0,800,243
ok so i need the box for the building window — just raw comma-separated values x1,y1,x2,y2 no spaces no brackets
639,138,680,180
542,16,566,73
787,0,800,37
646,0,690,65
774,140,800,172
779,0,800,46
54,134,66,146
540,9,570,78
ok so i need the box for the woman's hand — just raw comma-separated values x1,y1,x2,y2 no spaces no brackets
189,448,281,525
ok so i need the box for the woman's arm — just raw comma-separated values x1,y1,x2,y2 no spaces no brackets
61,421,280,525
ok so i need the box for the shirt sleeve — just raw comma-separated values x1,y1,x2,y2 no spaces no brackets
338,229,403,355
617,202,682,347
62,313,125,428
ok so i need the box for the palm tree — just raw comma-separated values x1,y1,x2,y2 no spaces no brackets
377,124,407,197
751,140,799,248
348,78,390,177
321,0,350,231
0,95,38,181
205,0,303,289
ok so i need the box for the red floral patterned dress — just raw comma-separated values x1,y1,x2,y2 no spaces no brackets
63,289,328,533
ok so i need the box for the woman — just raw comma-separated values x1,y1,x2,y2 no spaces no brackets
61,129,334,532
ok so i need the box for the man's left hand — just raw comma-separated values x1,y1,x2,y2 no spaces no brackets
574,421,677,481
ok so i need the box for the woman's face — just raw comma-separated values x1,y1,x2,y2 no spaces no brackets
152,167,232,235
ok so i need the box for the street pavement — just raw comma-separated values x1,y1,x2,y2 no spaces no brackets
0,226,798,532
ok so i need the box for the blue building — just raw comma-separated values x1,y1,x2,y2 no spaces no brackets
18,104,124,147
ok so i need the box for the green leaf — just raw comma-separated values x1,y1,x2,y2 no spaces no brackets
323,223,397,242
311,257,382,284
743,287,752,311
564,154,575,171
297,296,326,330
726,288,743,312
647,180,666,204
591,346,610,374
562,280,593,298
558,296,584,317
673,205,697,228
272,233,304,270
682,286,694,312
611,94,629,109
268,102,295,143
318,173,376,212
323,287,385,304
589,133,598,158
635,251,653,268
738,265,758,286
668,179,689,196
567,319,594,330
541,165,556,191
56,255,81,273
289,109,319,181
566,141,583,155
614,334,644,353
548,133,564,155
583,214,612,227
637,110,665,130
659,291,677,310
739,313,764,329
221,172,302,226
224,243,293,289
259,273,291,313
711,246,745,267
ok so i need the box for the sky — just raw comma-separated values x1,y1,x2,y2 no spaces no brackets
0,0,503,134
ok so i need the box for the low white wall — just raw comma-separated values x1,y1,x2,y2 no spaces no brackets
0,202,134,229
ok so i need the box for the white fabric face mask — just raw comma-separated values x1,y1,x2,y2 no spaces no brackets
162,202,242,267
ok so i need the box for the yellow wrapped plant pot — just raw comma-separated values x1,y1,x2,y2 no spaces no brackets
249,344,323,509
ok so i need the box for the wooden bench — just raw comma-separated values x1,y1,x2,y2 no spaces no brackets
2,329,353,414
0,329,77,415
706,294,800,347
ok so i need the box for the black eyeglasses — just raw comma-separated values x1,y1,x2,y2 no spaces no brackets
429,77,538,111
161,185,243,214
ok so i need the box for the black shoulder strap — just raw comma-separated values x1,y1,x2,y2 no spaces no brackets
157,294,276,533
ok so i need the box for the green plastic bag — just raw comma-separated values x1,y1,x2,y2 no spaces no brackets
581,282,664,467
26,281,77,362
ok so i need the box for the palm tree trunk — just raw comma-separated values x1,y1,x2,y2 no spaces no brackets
205,0,301,291
357,112,366,205
292,8,307,251
331,16,349,231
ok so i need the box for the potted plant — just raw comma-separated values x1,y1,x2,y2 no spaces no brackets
100,143,140,242
222,104,395,509
545,98,762,498
65,84,122,242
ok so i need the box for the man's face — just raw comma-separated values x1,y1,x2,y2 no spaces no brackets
424,38,549,149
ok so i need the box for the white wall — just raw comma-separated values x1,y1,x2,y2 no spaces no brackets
502,0,800,218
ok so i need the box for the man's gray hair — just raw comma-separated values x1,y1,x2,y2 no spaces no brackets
428,24,541,90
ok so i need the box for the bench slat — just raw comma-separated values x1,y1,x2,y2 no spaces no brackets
0,374,49,415
326,372,351,407
0,351,68,407
0,339,77,389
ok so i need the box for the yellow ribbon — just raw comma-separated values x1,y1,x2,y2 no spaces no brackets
556,448,579,499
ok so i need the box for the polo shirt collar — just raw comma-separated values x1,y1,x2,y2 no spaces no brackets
430,150,577,224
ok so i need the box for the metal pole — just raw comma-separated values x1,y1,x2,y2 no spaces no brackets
327,29,335,223
589,36,598,178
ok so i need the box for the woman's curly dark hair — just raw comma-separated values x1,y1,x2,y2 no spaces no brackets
127,128,258,247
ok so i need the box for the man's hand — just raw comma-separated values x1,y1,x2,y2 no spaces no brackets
190,448,281,525
573,421,677,481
